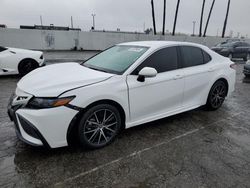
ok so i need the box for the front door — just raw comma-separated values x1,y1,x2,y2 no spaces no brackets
126,46,184,126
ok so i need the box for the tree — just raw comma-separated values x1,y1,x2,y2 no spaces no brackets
222,0,231,38
203,0,216,37
199,0,206,37
172,0,180,36
151,0,157,35
162,0,167,35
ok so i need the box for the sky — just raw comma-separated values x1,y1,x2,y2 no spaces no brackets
0,0,249,37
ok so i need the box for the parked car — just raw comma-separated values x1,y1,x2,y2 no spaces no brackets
8,41,236,149
243,60,250,77
211,41,250,61
0,46,44,75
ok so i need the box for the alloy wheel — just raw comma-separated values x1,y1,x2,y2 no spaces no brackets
210,83,226,109
83,109,118,147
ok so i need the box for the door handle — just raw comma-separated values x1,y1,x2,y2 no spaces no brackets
173,75,183,80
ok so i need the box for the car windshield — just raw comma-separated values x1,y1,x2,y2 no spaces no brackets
83,45,148,74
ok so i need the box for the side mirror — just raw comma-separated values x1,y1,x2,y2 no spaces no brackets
137,67,157,82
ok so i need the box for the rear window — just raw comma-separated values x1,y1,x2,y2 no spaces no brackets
180,46,204,67
203,50,212,63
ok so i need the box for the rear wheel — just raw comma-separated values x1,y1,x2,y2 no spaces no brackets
206,80,227,110
18,59,38,76
78,104,122,149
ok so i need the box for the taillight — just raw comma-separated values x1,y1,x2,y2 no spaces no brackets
230,63,236,70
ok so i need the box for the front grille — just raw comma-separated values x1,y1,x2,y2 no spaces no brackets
17,115,40,139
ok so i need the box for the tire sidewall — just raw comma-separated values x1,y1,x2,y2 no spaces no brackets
78,104,122,149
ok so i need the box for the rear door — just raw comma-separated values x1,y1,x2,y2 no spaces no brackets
179,46,214,108
126,46,185,124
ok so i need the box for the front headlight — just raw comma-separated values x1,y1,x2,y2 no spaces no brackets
27,96,75,109
246,60,250,65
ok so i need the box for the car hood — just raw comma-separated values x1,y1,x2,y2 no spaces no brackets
17,62,113,97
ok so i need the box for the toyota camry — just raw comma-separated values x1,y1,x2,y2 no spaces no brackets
8,41,236,149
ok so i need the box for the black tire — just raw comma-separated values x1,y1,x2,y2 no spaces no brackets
78,104,122,149
243,53,250,62
244,74,250,78
206,80,227,111
18,59,39,76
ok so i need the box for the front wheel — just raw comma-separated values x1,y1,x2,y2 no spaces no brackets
206,80,227,111
78,104,122,149
18,59,38,76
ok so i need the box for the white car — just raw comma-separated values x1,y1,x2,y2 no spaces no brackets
8,41,236,149
0,46,44,75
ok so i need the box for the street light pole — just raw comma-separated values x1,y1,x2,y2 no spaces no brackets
192,21,196,36
40,15,43,26
91,14,96,30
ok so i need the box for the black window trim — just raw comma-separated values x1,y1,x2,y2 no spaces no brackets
130,45,182,75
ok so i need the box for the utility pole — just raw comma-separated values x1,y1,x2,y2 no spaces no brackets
203,0,216,37
162,0,166,35
172,0,180,36
199,0,206,37
40,15,43,26
192,21,196,36
91,14,96,30
151,0,157,35
222,0,231,38
71,16,74,28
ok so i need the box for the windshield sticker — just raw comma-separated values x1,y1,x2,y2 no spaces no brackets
128,48,144,52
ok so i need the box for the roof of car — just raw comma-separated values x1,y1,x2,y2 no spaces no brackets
118,41,205,49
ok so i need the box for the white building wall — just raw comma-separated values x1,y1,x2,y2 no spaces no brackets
0,28,247,51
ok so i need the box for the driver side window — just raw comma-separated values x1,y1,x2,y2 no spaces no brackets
132,47,178,75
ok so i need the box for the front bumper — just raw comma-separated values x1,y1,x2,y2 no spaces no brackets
38,58,45,66
8,92,78,148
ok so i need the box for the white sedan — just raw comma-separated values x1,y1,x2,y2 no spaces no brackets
0,46,44,75
8,41,236,149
